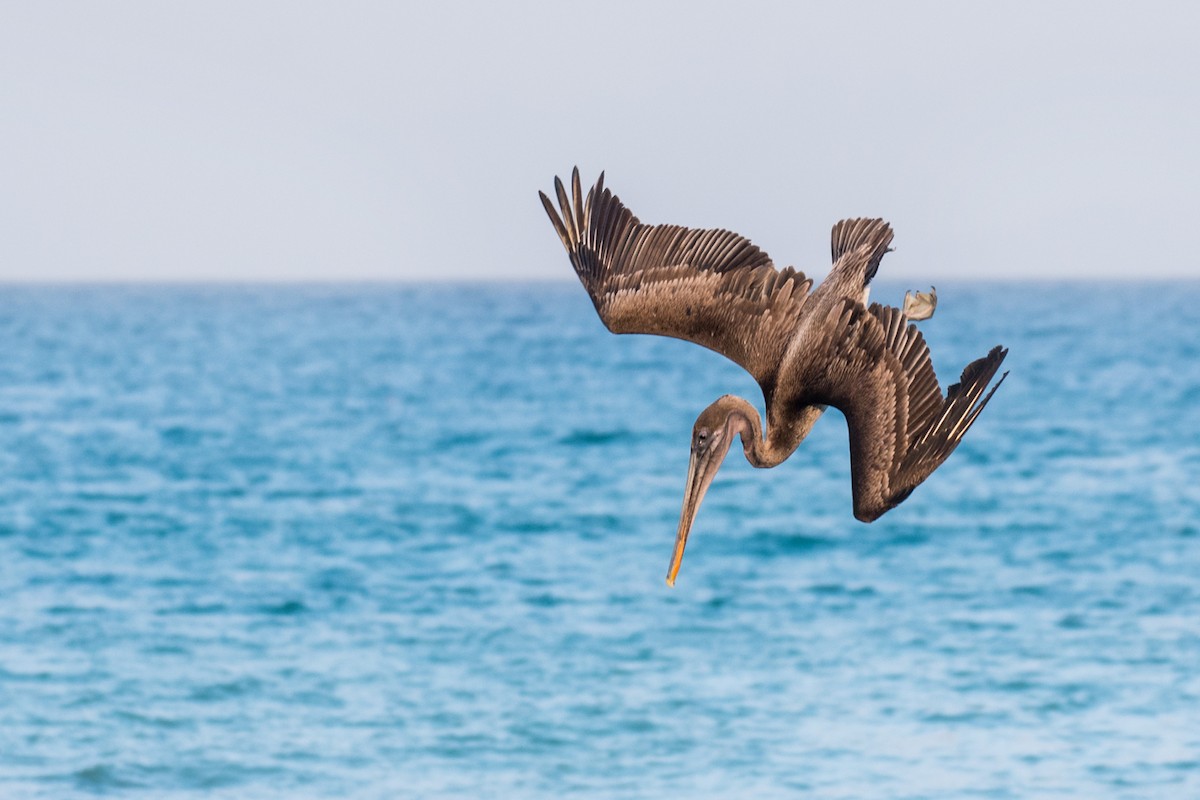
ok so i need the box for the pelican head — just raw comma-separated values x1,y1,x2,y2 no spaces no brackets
666,398,743,587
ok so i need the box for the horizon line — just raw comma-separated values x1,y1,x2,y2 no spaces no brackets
1,275,1197,287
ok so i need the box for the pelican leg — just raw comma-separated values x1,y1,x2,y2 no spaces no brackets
903,286,937,321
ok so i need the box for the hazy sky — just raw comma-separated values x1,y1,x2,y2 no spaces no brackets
2,2,1197,282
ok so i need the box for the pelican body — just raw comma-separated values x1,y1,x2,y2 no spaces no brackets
540,169,1007,586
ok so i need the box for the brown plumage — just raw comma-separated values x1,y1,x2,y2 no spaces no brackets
540,168,1008,586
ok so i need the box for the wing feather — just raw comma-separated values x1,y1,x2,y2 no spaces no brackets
798,299,1007,521
540,168,814,389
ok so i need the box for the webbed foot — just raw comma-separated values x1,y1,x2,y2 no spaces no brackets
903,286,937,321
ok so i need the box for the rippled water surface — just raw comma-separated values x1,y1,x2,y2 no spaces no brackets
1,282,1198,798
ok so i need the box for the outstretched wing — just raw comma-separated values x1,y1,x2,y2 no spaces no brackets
540,168,813,391
797,299,1007,522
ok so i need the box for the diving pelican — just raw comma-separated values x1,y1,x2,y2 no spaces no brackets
539,169,1007,586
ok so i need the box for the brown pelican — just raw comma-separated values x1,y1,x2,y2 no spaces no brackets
539,169,1007,586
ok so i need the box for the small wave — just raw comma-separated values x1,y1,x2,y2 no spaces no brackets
159,425,219,445
497,517,558,534
189,677,264,702
259,599,307,615
72,491,151,504
262,487,363,501
142,643,191,656
435,431,489,448
524,592,570,608
558,429,636,446
72,764,141,790
921,710,1011,725
158,602,229,616
705,594,733,610
46,604,106,615
111,709,194,729
742,531,836,556
1058,613,1088,629
807,583,876,598
308,567,366,594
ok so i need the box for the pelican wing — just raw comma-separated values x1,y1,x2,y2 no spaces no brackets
797,298,1007,522
540,168,813,389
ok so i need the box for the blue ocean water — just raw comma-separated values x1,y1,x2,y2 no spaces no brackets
0,281,1197,798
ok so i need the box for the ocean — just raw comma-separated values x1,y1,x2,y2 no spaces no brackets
0,282,1197,798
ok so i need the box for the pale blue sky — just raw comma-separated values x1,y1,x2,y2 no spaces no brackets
1,2,1197,281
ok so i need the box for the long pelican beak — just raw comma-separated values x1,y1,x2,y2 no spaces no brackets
666,443,729,587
